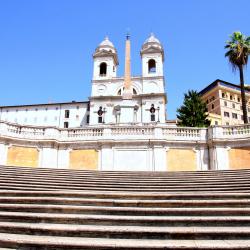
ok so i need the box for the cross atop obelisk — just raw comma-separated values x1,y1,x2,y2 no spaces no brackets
122,33,132,100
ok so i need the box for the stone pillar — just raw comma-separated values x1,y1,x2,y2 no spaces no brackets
153,146,166,171
100,145,113,171
123,34,132,100
40,146,58,168
57,147,70,169
0,143,8,166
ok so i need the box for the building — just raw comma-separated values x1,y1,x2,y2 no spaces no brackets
199,79,250,126
0,33,166,128
0,35,249,172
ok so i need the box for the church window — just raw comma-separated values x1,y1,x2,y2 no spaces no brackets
65,110,70,118
211,104,214,109
133,88,137,95
118,89,122,95
64,122,69,128
99,62,107,76
150,104,156,121
87,102,90,111
86,115,90,123
148,59,156,73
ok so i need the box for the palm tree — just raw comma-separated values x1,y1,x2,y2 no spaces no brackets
225,31,250,124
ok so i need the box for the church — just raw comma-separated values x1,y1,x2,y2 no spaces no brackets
0,33,167,128
0,34,249,172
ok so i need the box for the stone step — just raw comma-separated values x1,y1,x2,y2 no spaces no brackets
0,190,249,200
0,211,249,227
0,203,250,216
0,172,250,182
1,185,250,193
0,196,249,208
2,166,250,178
1,175,250,186
0,233,249,249
1,178,250,190
0,183,250,193
0,222,249,240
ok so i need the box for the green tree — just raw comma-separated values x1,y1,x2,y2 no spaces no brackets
225,31,250,124
177,90,211,127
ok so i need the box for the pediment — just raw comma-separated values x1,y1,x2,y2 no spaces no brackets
141,47,162,54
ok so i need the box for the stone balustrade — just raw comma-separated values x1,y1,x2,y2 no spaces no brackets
0,120,249,142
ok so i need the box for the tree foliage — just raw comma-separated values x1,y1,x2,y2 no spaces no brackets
225,31,250,70
225,31,250,124
177,90,210,127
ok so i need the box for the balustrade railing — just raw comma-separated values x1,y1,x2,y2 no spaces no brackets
222,124,250,136
0,120,249,142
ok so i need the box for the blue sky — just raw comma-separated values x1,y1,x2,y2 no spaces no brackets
0,0,249,119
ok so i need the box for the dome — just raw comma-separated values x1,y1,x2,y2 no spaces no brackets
140,33,164,60
143,33,161,45
99,36,115,48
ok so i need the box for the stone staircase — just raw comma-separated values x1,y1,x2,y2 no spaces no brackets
0,166,249,249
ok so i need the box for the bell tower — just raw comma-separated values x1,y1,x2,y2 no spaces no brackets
141,33,164,78
92,36,118,81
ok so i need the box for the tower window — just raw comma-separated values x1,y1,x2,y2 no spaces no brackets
100,62,107,76
86,115,90,124
148,59,156,73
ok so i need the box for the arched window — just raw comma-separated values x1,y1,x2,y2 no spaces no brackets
148,59,156,73
133,88,137,95
99,62,107,76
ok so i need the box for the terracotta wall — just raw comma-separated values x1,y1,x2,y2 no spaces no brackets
229,147,250,169
69,149,98,170
167,148,196,171
7,146,39,168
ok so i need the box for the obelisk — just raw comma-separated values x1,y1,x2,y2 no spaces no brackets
122,33,132,100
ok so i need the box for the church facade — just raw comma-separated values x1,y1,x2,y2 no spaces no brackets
0,34,166,128
0,34,249,171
